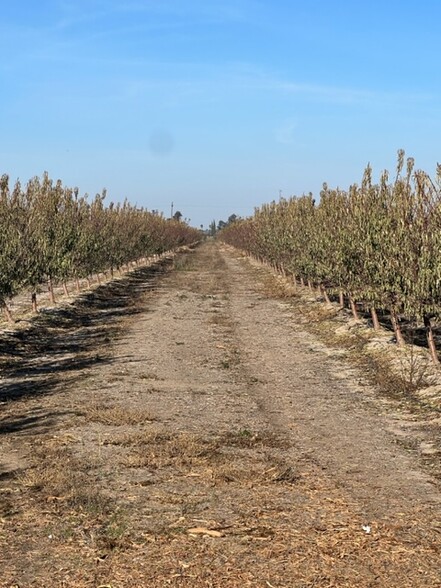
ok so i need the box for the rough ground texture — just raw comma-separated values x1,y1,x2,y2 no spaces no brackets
0,241,440,588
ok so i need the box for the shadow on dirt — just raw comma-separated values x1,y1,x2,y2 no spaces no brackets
0,257,174,411
0,409,69,436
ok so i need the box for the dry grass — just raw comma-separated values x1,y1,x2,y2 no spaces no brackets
118,428,298,491
81,403,156,426
217,429,291,449
19,446,110,515
211,462,264,483
363,353,429,400
137,371,164,381
255,269,296,299
10,435,441,588
12,442,134,566
110,431,220,470
118,429,291,468
104,429,172,446
106,431,213,456
173,254,197,272
212,462,300,485
263,269,439,412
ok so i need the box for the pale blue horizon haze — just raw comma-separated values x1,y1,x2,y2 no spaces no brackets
1,0,441,228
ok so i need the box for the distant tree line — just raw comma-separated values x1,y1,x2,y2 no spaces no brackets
209,214,239,236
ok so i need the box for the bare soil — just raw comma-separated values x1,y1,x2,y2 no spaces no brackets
0,241,440,587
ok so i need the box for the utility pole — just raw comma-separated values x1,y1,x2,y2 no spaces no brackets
170,201,174,218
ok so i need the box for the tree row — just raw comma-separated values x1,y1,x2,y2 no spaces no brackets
0,172,200,321
219,151,441,362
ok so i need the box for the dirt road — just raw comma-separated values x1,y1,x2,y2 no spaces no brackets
0,241,440,587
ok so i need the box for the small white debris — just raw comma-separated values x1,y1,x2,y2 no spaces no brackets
362,525,371,534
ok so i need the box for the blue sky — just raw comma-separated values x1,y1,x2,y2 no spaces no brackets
1,1,441,227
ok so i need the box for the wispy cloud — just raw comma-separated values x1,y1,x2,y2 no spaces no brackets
112,0,264,23
52,0,264,30
198,68,434,108
53,0,118,30
38,57,434,111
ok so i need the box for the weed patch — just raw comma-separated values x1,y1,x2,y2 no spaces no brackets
217,430,291,449
19,447,110,515
82,403,156,426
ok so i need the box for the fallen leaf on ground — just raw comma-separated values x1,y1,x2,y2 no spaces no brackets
187,527,223,537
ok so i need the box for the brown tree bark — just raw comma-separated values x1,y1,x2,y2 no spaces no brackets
349,295,359,320
390,309,405,347
321,285,331,305
31,292,38,313
2,301,14,324
63,281,69,296
424,316,440,364
370,307,381,330
339,290,345,308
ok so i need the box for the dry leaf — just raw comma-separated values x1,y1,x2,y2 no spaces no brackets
187,527,223,537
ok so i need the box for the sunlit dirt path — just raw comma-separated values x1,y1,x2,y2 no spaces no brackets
0,241,440,587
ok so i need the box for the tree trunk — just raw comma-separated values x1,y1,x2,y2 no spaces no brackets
307,280,313,292
48,276,56,304
424,316,439,364
321,285,331,305
339,290,345,308
391,309,405,347
370,307,381,330
300,277,305,287
63,281,69,296
87,276,92,288
76,278,81,293
349,295,359,320
31,292,38,313
2,301,14,324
